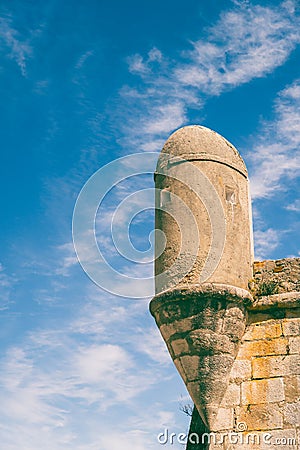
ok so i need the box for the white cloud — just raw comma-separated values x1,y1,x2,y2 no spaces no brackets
286,199,300,211
0,332,149,444
128,48,163,76
75,50,94,70
249,78,300,198
143,103,186,136
254,228,280,260
118,1,300,154
0,288,183,450
135,327,171,366
0,263,15,310
175,1,300,94
0,16,32,76
56,242,80,275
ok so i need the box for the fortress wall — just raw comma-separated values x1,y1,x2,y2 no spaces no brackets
187,259,300,450
251,258,300,295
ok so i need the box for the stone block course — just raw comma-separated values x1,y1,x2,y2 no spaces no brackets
289,336,300,354
236,404,283,430
171,338,189,356
252,354,300,378
283,318,300,336
212,407,234,431
239,337,289,357
230,359,252,382
243,321,282,341
283,376,300,402
220,383,240,407
241,378,285,404
283,401,300,427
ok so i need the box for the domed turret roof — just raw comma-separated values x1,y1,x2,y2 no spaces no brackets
158,125,248,177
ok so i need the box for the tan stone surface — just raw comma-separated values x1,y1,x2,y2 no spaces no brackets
150,122,300,448
230,359,252,382
170,338,189,356
284,376,300,402
289,336,300,354
252,354,300,378
243,321,282,341
155,125,253,292
220,383,240,407
239,337,289,357
283,318,300,336
283,401,300,427
211,407,234,431
237,404,283,431
241,378,285,404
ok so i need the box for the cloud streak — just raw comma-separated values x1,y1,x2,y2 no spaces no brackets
175,1,300,94
249,78,300,199
118,1,300,153
0,15,32,76
0,272,180,450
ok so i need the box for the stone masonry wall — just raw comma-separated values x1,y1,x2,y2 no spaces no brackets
186,259,300,450
250,258,300,296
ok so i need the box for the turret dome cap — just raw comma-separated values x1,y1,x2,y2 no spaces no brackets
157,125,248,178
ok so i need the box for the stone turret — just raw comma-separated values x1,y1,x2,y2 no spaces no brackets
151,125,254,429
149,125,300,449
154,125,253,292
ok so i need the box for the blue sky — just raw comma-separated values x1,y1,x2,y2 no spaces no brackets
0,0,300,448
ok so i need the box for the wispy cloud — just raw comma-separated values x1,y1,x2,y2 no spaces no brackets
286,198,300,211
249,78,300,198
0,15,32,76
254,228,281,260
135,326,171,365
75,49,94,70
0,283,179,449
118,1,300,153
0,263,15,310
175,1,300,94
254,228,280,259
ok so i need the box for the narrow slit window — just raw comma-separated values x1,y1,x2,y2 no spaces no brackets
225,187,236,204
160,189,171,207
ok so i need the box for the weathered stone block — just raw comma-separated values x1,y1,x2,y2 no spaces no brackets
187,379,228,424
187,329,235,355
211,407,234,431
176,355,200,381
241,378,285,404
282,318,300,336
260,429,298,449
223,432,261,450
239,337,289,358
236,404,283,430
222,316,246,341
220,383,240,407
243,321,282,341
159,316,194,340
252,354,300,378
191,309,224,334
224,304,245,319
230,359,252,382
289,336,300,354
171,338,189,356
284,376,300,402
283,401,300,427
